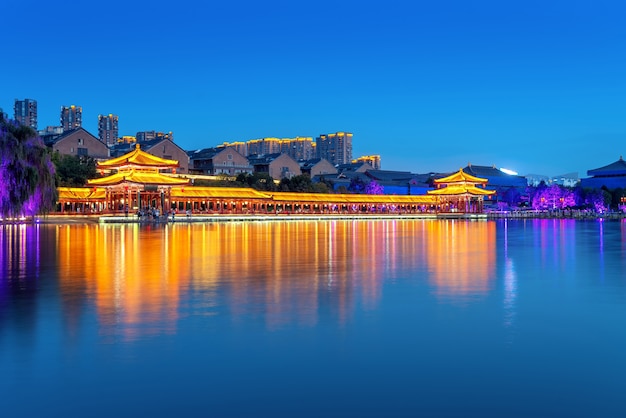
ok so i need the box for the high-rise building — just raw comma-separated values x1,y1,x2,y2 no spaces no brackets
316,132,352,165
244,137,315,160
60,105,82,131
98,114,119,146
14,98,38,129
280,137,315,161
247,137,282,156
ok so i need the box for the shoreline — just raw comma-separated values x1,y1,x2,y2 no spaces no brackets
3,211,625,225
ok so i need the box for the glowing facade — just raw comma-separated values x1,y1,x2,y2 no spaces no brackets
83,144,189,214
354,155,381,170
428,169,496,213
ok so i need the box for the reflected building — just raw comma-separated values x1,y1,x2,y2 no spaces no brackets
425,220,497,299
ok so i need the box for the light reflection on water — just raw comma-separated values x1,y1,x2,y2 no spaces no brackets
1,219,626,417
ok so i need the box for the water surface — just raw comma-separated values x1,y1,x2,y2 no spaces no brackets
1,219,625,417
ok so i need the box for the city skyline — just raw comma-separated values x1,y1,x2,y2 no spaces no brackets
2,0,626,177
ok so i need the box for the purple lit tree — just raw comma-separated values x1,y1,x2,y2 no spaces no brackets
365,180,384,195
0,115,57,217
530,184,576,210
585,189,609,213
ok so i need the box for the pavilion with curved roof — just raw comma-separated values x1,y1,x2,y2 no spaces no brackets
56,153,495,217
428,169,496,213
84,144,189,214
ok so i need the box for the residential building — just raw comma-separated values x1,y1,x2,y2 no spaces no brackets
136,131,173,142
51,127,110,160
280,137,315,161
248,153,301,180
188,146,252,176
354,155,381,170
98,114,119,146
61,105,82,132
14,98,38,129
316,132,352,165
299,158,337,177
39,126,64,145
247,137,282,156
218,141,248,156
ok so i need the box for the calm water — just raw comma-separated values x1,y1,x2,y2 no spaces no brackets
1,219,625,417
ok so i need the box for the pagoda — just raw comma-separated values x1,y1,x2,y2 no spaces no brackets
427,169,496,213
87,144,189,214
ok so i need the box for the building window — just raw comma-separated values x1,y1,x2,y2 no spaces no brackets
78,138,84,145
77,147,88,156
228,154,233,160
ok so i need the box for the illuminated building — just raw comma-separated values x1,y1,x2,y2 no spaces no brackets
119,136,136,144
247,137,282,156
98,114,119,146
87,144,189,213
354,155,381,170
280,137,315,161
60,105,82,132
136,131,174,142
14,98,37,129
428,169,496,213
239,137,315,161
316,132,352,165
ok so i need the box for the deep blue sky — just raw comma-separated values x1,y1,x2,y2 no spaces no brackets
2,0,625,176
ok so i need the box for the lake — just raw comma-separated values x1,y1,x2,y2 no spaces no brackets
1,219,625,417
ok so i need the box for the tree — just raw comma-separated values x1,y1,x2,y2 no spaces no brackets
0,115,57,217
52,152,98,186
348,177,366,193
365,180,384,195
502,187,522,207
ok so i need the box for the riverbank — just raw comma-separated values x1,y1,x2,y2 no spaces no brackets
486,210,626,220
5,211,625,225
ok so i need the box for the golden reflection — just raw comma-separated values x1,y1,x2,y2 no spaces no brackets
425,220,497,299
54,220,499,333
56,224,184,341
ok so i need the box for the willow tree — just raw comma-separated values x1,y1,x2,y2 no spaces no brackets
0,114,57,217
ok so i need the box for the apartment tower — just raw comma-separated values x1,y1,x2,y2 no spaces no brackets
14,98,38,129
316,132,353,165
98,114,119,146
60,105,82,132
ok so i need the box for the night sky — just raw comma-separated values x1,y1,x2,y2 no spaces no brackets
2,0,625,176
